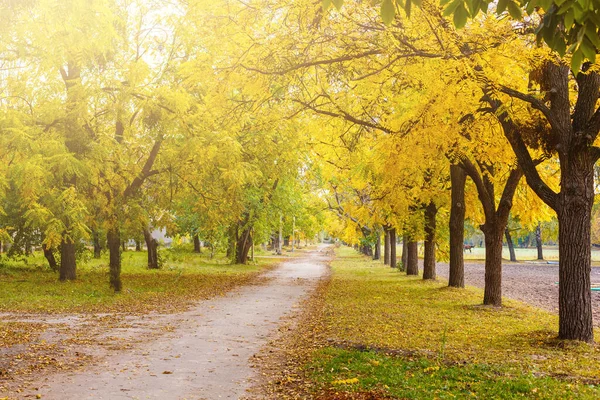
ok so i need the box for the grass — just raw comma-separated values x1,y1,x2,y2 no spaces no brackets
0,248,276,314
303,246,600,399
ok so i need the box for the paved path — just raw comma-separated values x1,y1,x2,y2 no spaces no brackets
37,248,329,400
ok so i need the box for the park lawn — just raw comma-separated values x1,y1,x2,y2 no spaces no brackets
305,246,600,399
0,249,276,314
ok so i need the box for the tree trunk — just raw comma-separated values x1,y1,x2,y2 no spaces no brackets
373,232,381,260
449,164,466,288
43,244,58,271
193,234,201,253
536,223,544,260
277,215,283,255
389,228,396,269
401,236,408,271
59,239,76,281
383,228,390,265
406,241,418,276
235,226,253,264
505,228,517,262
143,228,159,269
423,202,437,280
121,241,126,252
406,241,418,275
557,166,594,342
107,228,122,292
135,240,141,251
93,231,102,259
482,225,504,306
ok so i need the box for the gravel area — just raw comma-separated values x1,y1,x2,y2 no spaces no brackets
435,260,600,327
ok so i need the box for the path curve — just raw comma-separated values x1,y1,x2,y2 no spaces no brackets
36,247,330,400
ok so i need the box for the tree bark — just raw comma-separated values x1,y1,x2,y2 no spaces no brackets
482,224,504,306
373,232,381,260
235,225,253,264
505,228,517,262
406,241,418,276
383,228,390,265
143,228,159,269
557,164,594,342
135,240,141,251
449,164,466,288
536,223,544,260
59,239,76,281
401,236,408,271
43,244,58,272
193,234,201,253
423,202,437,280
277,215,283,255
389,228,397,269
107,227,122,292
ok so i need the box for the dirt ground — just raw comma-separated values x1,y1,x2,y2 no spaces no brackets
435,260,600,326
0,247,330,399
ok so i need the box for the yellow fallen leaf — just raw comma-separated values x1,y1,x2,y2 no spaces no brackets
332,377,359,385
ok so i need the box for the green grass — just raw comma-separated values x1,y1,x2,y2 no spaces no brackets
304,246,600,399
0,249,275,314
309,348,599,399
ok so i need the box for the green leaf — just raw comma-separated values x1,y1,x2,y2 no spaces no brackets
404,0,412,17
555,35,567,56
443,0,462,16
507,1,522,18
584,23,600,48
497,0,509,13
413,0,423,6
571,48,584,74
537,0,553,10
381,0,396,24
454,3,468,28
322,0,332,10
564,8,575,30
581,37,597,63
332,0,344,10
468,0,482,17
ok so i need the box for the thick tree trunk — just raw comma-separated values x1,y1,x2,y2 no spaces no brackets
373,232,381,260
389,228,397,269
505,228,517,262
193,234,201,253
235,226,253,264
449,164,466,288
401,236,408,271
536,223,544,260
482,225,504,306
107,228,122,292
557,165,594,342
423,202,437,280
406,241,418,276
383,228,390,265
143,228,159,269
59,239,76,281
43,244,58,272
